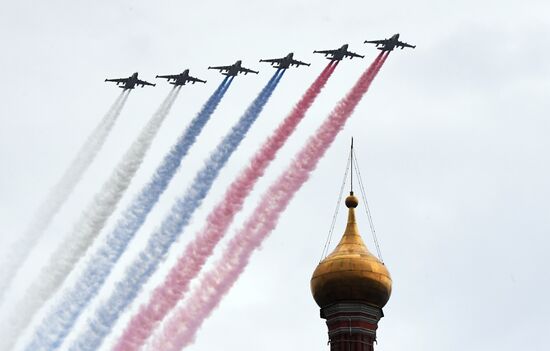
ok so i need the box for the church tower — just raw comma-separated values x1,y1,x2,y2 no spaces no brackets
310,155,392,350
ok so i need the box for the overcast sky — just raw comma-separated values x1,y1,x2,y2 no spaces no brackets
1,1,549,350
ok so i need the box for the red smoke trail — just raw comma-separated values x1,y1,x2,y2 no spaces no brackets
151,52,388,351
114,62,338,351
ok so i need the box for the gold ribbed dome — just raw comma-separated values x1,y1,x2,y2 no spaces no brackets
310,193,392,309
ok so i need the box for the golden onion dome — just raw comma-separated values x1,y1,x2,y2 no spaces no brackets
310,193,392,309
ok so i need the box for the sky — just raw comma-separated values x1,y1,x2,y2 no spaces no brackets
1,0,549,350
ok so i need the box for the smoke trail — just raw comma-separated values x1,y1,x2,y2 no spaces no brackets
68,70,285,351
21,79,232,351
0,88,180,351
151,53,388,351
115,63,338,351
0,91,130,303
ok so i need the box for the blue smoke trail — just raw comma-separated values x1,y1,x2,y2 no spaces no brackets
23,78,232,351
69,69,284,351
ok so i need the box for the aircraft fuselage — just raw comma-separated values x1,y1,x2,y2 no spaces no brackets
330,45,349,60
173,70,191,85
223,61,243,76
274,54,294,69
382,34,400,51
119,72,139,89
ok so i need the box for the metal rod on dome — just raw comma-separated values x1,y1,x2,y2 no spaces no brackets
320,151,351,261
350,137,354,194
353,151,384,263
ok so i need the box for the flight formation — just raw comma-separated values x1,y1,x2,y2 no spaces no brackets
2,33,414,351
105,33,415,89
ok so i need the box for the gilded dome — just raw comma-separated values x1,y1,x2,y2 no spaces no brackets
310,193,392,309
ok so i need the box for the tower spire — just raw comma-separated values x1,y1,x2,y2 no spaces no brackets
311,140,392,351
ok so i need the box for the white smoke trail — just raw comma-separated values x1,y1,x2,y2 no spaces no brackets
0,91,129,304
0,88,180,351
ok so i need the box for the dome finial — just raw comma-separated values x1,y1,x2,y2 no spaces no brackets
345,193,358,208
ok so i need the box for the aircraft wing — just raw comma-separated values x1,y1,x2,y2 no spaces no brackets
364,39,388,45
397,41,416,49
188,75,207,84
259,58,281,64
156,74,179,81
137,79,155,87
239,67,259,74
105,77,129,83
313,49,337,55
208,65,232,71
290,58,310,66
345,51,365,59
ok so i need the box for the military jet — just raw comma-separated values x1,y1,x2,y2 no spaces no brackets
105,72,155,89
313,44,364,61
208,60,259,76
364,34,416,51
156,69,206,85
259,53,310,69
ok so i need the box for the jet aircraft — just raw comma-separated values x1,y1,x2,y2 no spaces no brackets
259,53,310,69
313,44,364,61
208,60,258,76
104,72,155,89
364,34,416,51
156,69,206,85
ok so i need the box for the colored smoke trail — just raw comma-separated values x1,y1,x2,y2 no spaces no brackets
0,91,129,303
152,53,388,351
115,63,337,351
22,79,232,351
69,70,285,351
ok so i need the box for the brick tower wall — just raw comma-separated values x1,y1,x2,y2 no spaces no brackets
321,302,383,351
